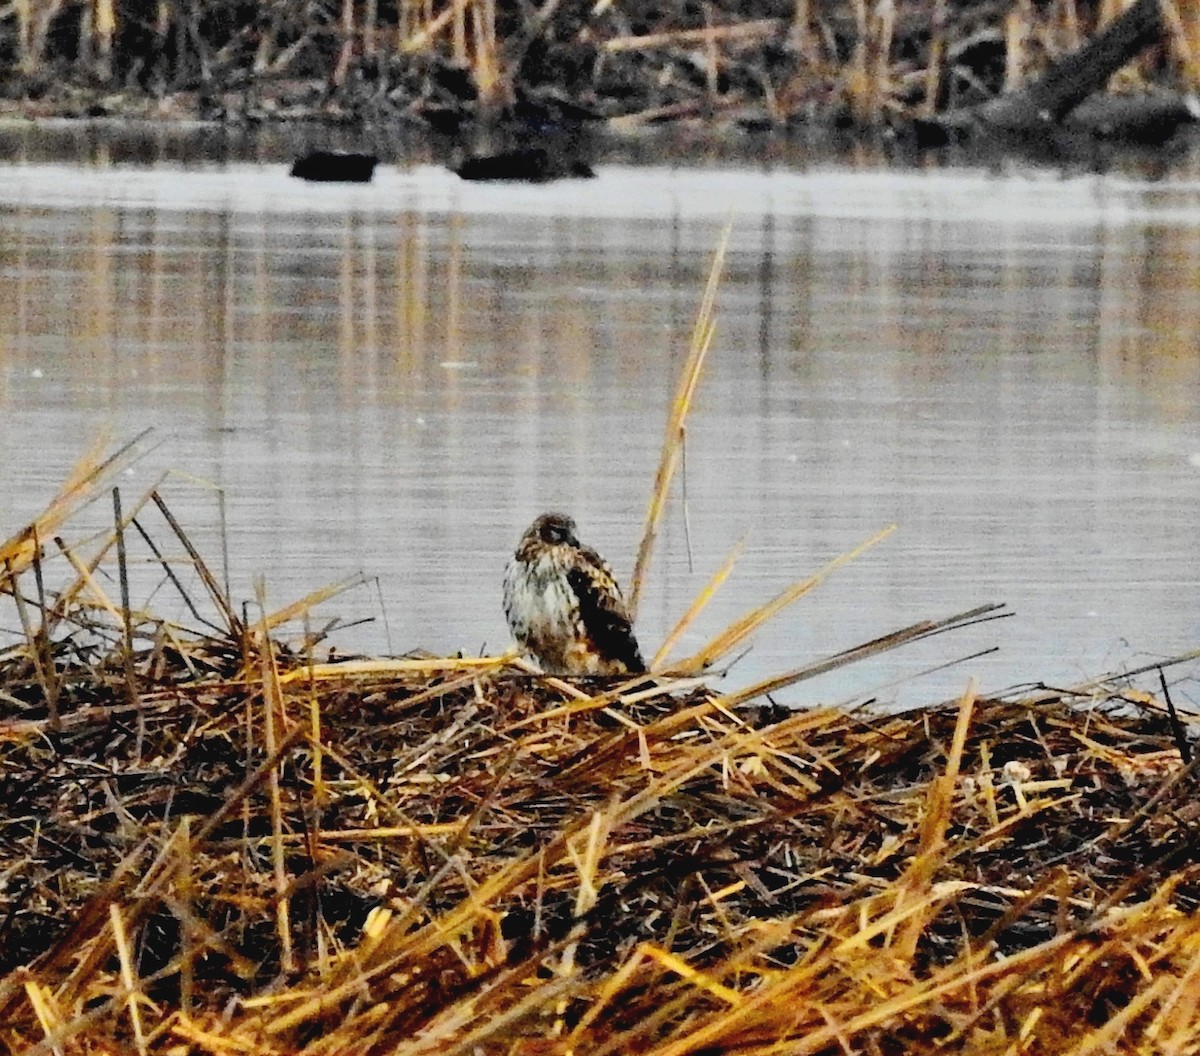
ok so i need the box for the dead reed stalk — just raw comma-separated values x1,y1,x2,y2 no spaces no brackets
628,222,729,621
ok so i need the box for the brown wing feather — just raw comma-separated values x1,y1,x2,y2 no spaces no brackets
567,549,645,674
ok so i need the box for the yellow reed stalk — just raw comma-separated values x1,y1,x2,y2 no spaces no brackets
170,1016,265,1051
892,679,976,961
640,943,743,1007
1145,918,1200,1044
174,816,195,1018
5,548,59,728
278,653,512,685
257,585,294,975
570,810,611,917
471,0,503,108
22,979,65,1056
44,473,167,629
308,672,325,810
406,973,577,1056
568,944,650,1044
712,665,822,709
821,880,973,957
57,428,113,497
0,430,148,583
508,655,596,698
309,738,468,861
715,602,1005,708
508,694,621,727
254,572,371,636
845,0,869,119
94,0,115,61
363,0,378,55
328,0,356,87
676,523,896,673
15,0,31,71
629,223,731,619
1004,0,1031,93
1160,0,1200,89
389,670,499,716
283,824,463,841
506,677,708,732
0,530,37,581
878,0,895,96
108,904,148,1056
604,19,783,52
53,537,124,626
651,535,745,669
1061,0,1081,50
401,0,472,52
921,0,946,117
44,823,176,1017
620,675,707,704
1073,976,1177,1056
452,0,466,64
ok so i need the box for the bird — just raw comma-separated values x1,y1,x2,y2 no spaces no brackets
503,512,645,677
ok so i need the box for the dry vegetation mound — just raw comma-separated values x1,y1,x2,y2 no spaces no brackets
1,438,1199,1054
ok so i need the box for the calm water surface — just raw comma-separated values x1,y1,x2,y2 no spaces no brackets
0,126,1198,708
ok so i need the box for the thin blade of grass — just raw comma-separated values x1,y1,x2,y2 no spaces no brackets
255,579,294,975
130,515,225,635
677,523,897,674
256,572,373,637
651,535,746,670
628,223,731,619
0,429,153,585
718,602,1007,707
151,490,243,637
108,904,148,1056
894,679,976,960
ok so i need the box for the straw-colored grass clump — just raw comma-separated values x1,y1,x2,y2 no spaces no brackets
1,438,1199,1055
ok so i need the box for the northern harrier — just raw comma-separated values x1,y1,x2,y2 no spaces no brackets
503,512,645,676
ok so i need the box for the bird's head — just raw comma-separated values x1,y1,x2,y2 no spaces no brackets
528,512,579,546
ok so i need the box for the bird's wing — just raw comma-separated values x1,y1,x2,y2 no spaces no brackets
567,549,646,673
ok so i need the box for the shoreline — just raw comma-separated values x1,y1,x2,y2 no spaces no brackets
0,3,1197,148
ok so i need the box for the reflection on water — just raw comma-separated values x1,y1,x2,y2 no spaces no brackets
0,127,1198,707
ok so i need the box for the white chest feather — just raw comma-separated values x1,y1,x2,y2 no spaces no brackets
503,552,578,641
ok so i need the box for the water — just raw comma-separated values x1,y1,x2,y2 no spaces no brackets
0,124,1197,709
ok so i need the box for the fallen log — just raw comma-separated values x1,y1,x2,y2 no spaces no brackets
917,0,1195,148
979,0,1166,131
